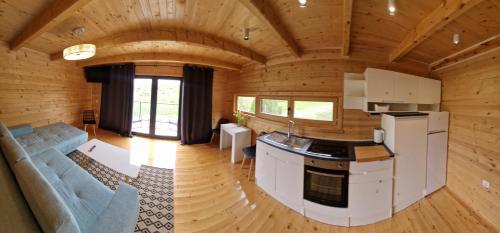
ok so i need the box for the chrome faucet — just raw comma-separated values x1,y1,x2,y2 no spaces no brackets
287,120,295,138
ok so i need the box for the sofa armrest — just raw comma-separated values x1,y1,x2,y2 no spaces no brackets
89,183,140,233
9,124,33,138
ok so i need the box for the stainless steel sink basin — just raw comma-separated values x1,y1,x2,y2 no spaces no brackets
264,132,312,149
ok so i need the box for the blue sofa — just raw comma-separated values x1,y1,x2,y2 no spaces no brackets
0,121,140,233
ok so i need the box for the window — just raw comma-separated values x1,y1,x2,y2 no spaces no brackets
293,100,334,121
260,98,289,117
236,96,256,114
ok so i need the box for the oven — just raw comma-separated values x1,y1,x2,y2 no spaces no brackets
304,157,349,208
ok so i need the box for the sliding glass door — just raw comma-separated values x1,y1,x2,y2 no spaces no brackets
132,77,182,139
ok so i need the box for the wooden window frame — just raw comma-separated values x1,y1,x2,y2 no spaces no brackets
257,96,291,122
291,97,339,128
234,95,257,115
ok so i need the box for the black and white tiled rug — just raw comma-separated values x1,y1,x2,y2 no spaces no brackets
68,150,175,233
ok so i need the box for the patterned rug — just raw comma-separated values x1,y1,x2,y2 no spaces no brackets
68,150,174,233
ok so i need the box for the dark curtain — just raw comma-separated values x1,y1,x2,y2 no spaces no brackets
180,65,214,145
99,64,135,137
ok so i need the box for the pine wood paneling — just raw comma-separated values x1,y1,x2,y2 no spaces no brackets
0,41,90,127
227,59,430,141
432,48,500,231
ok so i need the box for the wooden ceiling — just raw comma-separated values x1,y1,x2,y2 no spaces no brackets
1,0,499,70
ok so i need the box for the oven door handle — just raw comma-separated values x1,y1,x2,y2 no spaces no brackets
306,170,345,178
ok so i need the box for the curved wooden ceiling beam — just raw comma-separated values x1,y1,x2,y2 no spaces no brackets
238,0,302,57
75,53,242,71
50,29,266,64
10,0,93,51
342,0,353,56
389,0,485,63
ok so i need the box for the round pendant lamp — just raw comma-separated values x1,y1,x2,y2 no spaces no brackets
63,44,96,60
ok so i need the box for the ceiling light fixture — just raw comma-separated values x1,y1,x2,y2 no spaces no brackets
243,28,250,40
63,44,96,60
63,27,96,60
453,33,460,45
388,0,396,16
298,0,307,8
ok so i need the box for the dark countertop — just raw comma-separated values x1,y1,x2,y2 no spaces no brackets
257,131,394,162
383,112,429,117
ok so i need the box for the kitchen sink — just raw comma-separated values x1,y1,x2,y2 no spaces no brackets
264,132,312,150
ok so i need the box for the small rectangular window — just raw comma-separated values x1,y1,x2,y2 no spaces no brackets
293,100,334,121
236,96,256,114
261,99,288,117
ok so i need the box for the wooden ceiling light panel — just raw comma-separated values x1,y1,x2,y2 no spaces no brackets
75,52,242,71
0,0,51,42
389,0,486,62
429,34,500,70
49,29,266,63
350,0,441,61
263,0,343,53
9,0,94,51
238,0,303,57
406,1,500,63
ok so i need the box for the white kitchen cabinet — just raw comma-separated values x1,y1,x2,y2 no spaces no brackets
394,75,419,103
275,157,304,214
256,141,304,213
364,68,395,102
256,142,276,195
418,78,441,104
349,159,394,226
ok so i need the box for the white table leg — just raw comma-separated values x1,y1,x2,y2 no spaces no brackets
231,131,251,164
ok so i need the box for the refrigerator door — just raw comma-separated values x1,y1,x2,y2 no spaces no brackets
426,132,448,195
427,112,449,133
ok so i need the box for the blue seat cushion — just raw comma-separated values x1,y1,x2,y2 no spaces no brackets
243,145,256,158
31,148,114,233
16,122,88,155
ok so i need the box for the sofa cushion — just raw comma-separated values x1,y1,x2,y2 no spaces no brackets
9,124,33,138
16,122,88,155
31,149,114,233
0,151,42,233
0,132,30,168
14,159,81,233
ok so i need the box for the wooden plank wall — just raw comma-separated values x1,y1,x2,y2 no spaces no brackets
227,59,430,141
432,48,500,231
0,41,90,127
91,64,237,128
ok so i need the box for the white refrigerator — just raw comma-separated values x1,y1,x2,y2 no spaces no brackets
382,113,428,213
424,111,449,195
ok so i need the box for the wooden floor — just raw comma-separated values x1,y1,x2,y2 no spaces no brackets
89,129,497,233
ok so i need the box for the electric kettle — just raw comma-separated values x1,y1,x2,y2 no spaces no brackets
373,128,385,144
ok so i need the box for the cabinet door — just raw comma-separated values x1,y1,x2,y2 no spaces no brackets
365,69,395,102
418,78,441,104
394,75,419,103
256,147,276,194
349,178,393,226
275,157,304,213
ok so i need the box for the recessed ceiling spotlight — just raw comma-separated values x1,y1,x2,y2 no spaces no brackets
453,33,460,45
243,28,250,41
388,0,396,16
298,0,307,8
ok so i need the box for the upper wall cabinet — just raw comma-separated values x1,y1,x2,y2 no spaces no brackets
344,68,441,112
417,78,441,104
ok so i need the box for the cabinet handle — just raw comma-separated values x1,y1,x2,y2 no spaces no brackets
379,180,382,183
385,91,389,95
409,92,412,96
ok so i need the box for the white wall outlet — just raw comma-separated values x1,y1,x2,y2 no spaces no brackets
482,179,490,189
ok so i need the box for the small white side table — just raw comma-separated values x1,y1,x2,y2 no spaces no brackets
219,123,251,163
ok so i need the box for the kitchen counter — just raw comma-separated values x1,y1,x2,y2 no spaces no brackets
256,131,394,162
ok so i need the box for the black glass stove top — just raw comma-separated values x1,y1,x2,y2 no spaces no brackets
306,139,350,157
